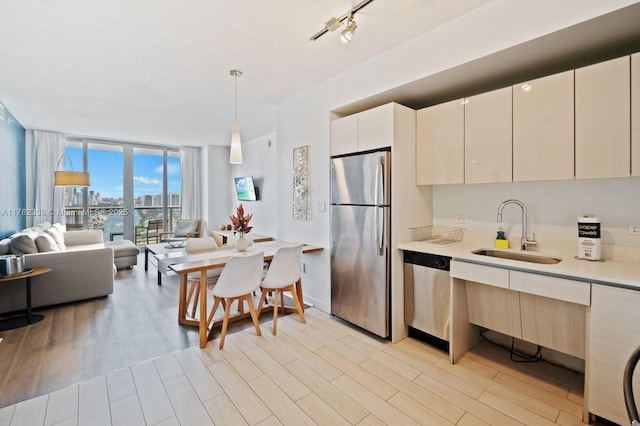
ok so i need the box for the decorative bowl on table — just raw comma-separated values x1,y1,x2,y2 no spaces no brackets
166,238,187,248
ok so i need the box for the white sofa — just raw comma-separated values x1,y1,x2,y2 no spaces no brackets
0,228,114,314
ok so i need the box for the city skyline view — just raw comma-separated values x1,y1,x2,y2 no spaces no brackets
65,146,181,201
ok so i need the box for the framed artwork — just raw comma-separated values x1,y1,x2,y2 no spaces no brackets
292,145,309,220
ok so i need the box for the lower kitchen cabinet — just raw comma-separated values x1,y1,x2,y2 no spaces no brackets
520,293,586,359
465,281,522,338
588,284,640,425
455,261,590,361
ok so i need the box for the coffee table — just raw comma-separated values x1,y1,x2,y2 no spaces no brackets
144,242,187,285
0,267,51,331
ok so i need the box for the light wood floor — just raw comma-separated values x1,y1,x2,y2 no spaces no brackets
0,255,596,425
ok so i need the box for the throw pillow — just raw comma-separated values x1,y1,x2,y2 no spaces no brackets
9,234,38,254
34,221,51,231
173,219,198,237
52,222,66,233
45,226,66,250
35,233,60,252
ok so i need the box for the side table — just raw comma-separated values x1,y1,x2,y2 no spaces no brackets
0,267,51,331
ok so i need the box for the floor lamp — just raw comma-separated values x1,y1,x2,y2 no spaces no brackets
51,154,90,224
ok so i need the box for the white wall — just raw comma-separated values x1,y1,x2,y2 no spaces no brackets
229,133,278,238
205,145,232,233
261,0,639,312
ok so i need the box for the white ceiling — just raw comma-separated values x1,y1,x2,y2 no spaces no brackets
0,0,491,146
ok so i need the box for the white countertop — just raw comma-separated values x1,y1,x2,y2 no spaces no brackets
397,240,640,290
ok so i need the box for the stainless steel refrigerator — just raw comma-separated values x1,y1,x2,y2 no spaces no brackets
330,149,391,338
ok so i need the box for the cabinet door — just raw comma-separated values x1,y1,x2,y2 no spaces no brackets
588,284,640,425
519,293,586,359
358,103,393,151
513,71,574,182
465,282,521,338
464,87,512,183
416,99,464,185
633,53,640,176
576,56,631,179
330,114,358,156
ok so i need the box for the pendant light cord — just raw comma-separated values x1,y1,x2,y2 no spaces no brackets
230,69,242,121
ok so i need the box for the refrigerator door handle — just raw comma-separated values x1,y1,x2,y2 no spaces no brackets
374,156,381,206
375,155,385,256
377,206,385,256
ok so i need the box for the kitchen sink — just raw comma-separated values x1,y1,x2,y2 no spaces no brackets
471,249,562,264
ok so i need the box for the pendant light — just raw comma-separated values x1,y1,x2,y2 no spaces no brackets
229,69,243,164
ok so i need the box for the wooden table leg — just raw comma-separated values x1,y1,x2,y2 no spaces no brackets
178,273,187,324
199,269,208,348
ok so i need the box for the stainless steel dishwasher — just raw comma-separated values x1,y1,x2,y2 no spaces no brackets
404,250,451,351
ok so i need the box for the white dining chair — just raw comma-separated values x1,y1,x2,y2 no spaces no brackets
207,251,264,349
184,237,220,318
257,244,306,335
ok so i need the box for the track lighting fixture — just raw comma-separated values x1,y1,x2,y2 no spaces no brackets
309,0,374,42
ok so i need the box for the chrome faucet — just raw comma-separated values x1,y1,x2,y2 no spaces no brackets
497,199,537,251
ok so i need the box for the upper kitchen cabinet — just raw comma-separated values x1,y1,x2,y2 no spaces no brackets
464,87,512,184
513,71,575,182
575,56,631,179
633,53,640,176
416,99,465,185
358,103,394,152
330,103,397,156
330,113,358,156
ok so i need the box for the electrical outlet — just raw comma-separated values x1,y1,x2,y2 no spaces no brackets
455,216,468,225
628,224,640,235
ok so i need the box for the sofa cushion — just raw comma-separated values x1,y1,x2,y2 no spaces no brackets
9,234,38,254
45,226,66,250
63,229,104,246
35,233,60,252
173,219,199,237
105,240,140,257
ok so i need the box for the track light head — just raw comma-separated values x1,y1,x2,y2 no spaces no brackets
340,16,357,43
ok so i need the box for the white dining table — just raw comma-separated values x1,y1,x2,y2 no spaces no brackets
168,240,323,348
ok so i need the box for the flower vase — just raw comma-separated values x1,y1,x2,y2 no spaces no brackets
236,234,249,252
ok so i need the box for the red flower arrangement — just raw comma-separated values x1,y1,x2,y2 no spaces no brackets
229,204,253,235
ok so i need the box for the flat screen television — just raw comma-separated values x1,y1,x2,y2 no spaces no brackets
234,176,258,201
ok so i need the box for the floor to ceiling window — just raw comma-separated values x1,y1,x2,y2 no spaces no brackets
167,150,182,226
87,143,124,238
64,139,181,243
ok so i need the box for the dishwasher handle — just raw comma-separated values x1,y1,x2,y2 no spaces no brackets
403,251,451,271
